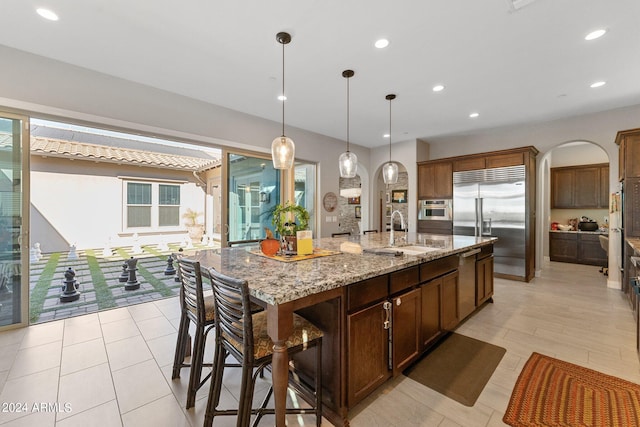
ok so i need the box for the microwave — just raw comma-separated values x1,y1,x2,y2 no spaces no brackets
418,199,452,221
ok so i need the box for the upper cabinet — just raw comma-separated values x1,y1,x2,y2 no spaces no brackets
417,161,453,199
617,128,640,181
418,147,538,200
550,163,609,209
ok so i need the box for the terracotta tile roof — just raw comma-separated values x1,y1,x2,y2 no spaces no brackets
30,136,220,171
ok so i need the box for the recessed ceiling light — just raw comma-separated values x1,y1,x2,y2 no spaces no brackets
585,29,607,41
590,81,606,88
432,85,445,92
277,95,287,101
383,133,390,138
375,39,389,49
469,112,479,118
36,8,59,21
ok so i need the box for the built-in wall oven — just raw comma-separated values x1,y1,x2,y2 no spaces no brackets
418,199,452,221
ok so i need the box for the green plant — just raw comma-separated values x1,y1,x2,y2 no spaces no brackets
182,208,202,226
272,202,310,237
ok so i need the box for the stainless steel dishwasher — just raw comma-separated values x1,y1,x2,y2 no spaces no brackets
459,248,481,319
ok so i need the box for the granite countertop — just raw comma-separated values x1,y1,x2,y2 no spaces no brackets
549,229,609,235
192,232,496,305
626,238,640,254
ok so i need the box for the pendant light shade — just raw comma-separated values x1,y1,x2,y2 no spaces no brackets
271,32,295,170
339,69,358,178
383,94,398,185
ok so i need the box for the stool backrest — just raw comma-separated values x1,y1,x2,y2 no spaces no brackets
599,235,609,254
175,256,207,325
207,267,255,364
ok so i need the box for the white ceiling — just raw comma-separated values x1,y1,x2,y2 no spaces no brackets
1,0,640,148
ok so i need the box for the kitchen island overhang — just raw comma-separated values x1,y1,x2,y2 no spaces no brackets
192,232,497,427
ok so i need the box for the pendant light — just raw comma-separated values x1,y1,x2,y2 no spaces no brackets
382,94,398,184
338,69,358,178
271,32,295,169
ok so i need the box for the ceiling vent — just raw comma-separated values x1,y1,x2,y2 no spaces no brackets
506,0,537,12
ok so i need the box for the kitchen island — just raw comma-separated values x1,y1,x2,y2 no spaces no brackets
193,232,496,427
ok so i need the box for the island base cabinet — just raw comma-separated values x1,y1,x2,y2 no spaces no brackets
391,288,421,376
476,254,494,305
441,271,460,331
347,301,390,407
420,278,442,349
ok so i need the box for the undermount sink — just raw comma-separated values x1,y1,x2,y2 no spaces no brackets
392,245,443,255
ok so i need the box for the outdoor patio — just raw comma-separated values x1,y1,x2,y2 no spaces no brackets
21,241,221,324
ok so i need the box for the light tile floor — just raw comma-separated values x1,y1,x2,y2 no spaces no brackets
0,260,638,426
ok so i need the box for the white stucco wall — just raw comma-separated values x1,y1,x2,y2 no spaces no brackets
30,157,205,252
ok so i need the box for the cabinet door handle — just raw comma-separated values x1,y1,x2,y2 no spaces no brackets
383,301,391,329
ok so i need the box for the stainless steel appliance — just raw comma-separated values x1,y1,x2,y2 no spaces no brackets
453,165,526,278
417,199,452,220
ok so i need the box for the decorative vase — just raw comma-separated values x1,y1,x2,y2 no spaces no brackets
260,239,280,257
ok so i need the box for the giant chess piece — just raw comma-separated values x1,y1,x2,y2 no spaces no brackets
124,257,140,290
60,267,81,302
118,261,129,282
164,256,176,276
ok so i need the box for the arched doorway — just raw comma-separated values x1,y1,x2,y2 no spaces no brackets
535,141,619,287
373,162,409,233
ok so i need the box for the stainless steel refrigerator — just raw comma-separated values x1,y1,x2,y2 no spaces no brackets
453,165,526,278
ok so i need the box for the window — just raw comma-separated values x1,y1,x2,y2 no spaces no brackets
159,184,180,226
126,181,181,229
127,183,151,227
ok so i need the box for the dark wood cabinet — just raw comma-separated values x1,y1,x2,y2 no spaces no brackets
551,163,609,209
391,288,421,376
417,220,452,234
578,233,608,265
418,161,453,199
476,254,494,306
453,156,485,172
549,232,607,266
617,129,640,181
347,300,390,407
452,151,525,172
420,278,442,348
441,270,459,331
549,232,579,263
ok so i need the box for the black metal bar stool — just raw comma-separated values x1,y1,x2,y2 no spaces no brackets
203,267,323,427
171,256,216,409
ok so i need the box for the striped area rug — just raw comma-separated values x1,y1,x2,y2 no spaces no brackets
504,352,640,427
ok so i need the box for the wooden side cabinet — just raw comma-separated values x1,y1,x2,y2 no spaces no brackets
418,161,453,199
617,129,640,181
476,254,494,306
441,270,460,331
420,277,442,349
551,163,609,209
549,232,579,263
391,288,421,376
347,300,390,407
549,232,607,266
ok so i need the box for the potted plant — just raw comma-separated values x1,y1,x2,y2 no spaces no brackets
182,208,204,242
272,202,310,253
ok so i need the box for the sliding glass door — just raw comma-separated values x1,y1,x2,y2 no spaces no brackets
0,112,29,329
225,152,281,246
223,151,317,247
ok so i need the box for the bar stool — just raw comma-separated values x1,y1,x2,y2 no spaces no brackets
203,267,323,427
599,234,609,276
171,256,216,409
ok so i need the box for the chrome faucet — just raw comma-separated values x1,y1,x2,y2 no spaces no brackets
389,210,405,246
